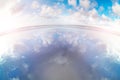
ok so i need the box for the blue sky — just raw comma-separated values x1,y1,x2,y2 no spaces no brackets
0,0,120,32
23,0,115,16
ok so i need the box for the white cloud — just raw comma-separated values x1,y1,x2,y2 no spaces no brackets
40,5,62,18
31,0,40,9
68,0,77,7
79,0,97,10
64,8,100,25
80,0,90,9
101,14,110,21
11,3,25,14
0,0,23,15
0,0,25,32
0,0,119,33
0,0,12,8
14,5,120,33
89,9,98,18
0,0,20,9
112,3,120,16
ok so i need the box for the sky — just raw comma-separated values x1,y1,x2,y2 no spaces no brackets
0,0,120,32
0,1,120,79
1,28,120,80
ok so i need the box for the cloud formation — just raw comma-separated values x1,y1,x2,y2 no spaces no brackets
112,3,120,16
0,0,120,32
0,28,120,80
68,0,77,7
31,0,40,9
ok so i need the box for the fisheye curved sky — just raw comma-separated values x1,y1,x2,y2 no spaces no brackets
0,0,120,32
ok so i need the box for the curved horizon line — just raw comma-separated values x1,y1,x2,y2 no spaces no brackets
0,25,119,36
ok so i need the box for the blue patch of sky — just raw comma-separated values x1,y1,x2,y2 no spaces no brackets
61,0,113,17
95,0,112,16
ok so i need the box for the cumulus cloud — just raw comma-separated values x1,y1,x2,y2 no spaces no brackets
63,8,100,26
112,3,120,16
0,0,120,33
39,5,62,18
79,0,97,10
80,0,90,9
19,0,115,30
31,0,40,9
68,0,77,7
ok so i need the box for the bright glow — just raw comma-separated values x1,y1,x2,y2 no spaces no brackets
0,35,14,57
0,32,25,59
0,14,19,32
0,1,21,33
102,34,120,62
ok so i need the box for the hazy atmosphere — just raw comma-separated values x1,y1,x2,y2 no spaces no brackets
0,0,120,80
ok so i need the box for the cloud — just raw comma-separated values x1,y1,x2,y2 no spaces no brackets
0,0,24,15
112,3,120,16
68,0,77,7
11,3,25,14
79,0,97,10
0,0,20,9
64,8,100,25
14,5,120,33
0,0,12,8
1,28,120,80
80,0,90,9
40,5,62,18
0,0,119,33
0,2,120,80
31,0,40,9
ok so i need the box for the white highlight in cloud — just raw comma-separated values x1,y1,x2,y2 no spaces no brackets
0,0,24,32
112,3,120,16
79,0,97,10
40,5,62,17
80,0,90,9
68,0,77,7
